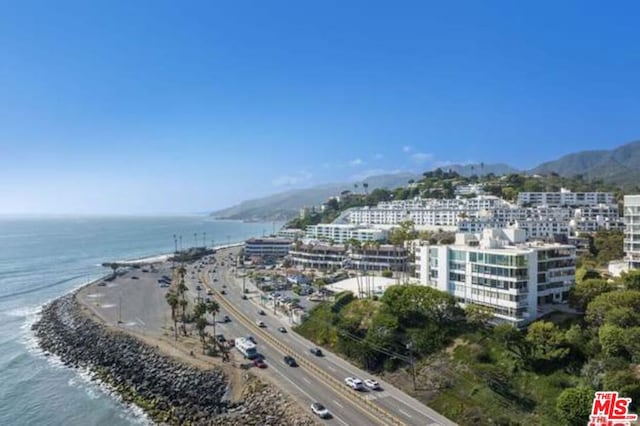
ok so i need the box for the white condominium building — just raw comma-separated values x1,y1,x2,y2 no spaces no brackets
624,195,640,269
305,224,386,244
414,228,575,326
517,188,614,207
244,238,293,259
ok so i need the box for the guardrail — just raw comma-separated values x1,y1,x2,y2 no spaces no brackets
201,270,406,426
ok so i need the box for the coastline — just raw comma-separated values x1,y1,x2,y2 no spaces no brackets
31,244,318,426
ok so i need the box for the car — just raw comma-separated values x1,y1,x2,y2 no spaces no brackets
242,295,248,300
213,278,218,282
246,335,257,344
284,355,297,367
253,358,267,368
310,348,323,357
256,320,266,327
310,402,330,419
222,315,231,323
141,269,149,273
344,377,364,390
222,284,226,288
159,282,169,288
215,334,226,343
220,290,226,295
206,290,213,296
258,310,265,315
196,285,202,291
364,379,381,390
277,327,287,333
131,276,139,280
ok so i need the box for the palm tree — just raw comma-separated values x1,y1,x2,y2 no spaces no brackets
206,300,220,337
195,316,208,354
363,182,369,194
179,299,188,333
165,291,179,341
354,183,359,194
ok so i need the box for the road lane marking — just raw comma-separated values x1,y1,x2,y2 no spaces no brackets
332,400,344,408
302,376,311,384
327,365,337,372
135,317,146,326
398,409,413,418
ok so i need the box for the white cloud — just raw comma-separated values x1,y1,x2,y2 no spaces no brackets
411,152,434,163
271,171,313,187
349,158,364,166
402,146,412,153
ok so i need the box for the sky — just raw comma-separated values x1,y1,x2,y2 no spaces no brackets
1,1,639,215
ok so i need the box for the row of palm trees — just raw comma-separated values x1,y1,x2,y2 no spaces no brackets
164,264,221,355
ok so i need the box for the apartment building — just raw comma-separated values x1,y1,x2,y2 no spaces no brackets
415,228,575,326
517,188,614,207
277,228,305,240
305,224,386,244
348,245,408,272
289,243,347,270
624,195,640,269
244,237,292,259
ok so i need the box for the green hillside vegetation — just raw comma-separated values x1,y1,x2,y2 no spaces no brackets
295,271,640,425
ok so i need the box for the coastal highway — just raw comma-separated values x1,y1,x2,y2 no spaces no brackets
192,249,455,426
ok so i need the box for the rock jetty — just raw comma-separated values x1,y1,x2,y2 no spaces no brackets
33,294,317,425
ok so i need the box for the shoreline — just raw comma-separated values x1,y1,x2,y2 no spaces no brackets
31,244,319,426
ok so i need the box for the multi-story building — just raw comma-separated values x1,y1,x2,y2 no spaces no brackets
455,183,485,196
305,224,387,244
277,228,305,240
348,245,408,272
517,188,614,207
289,243,347,270
244,238,292,260
624,195,640,269
414,228,575,326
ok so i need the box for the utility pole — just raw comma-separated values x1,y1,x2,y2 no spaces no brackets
173,234,178,253
242,274,246,294
118,293,123,325
203,232,206,248
179,235,183,252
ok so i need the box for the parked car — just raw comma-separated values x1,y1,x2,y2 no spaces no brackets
277,327,287,333
258,310,265,315
253,358,267,368
215,334,226,343
97,282,107,287
242,295,248,300
284,355,297,367
310,402,330,419
206,290,213,296
131,276,139,280
364,379,381,390
246,336,257,344
196,285,202,291
310,348,323,357
222,315,231,323
220,290,226,295
256,320,266,328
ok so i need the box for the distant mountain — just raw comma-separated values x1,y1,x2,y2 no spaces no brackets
210,172,420,221
530,140,640,186
441,163,519,177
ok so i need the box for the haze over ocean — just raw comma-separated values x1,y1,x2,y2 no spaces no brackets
0,216,279,425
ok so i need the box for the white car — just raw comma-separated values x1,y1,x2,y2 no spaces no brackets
364,379,380,390
310,402,330,418
344,377,364,390
256,320,266,328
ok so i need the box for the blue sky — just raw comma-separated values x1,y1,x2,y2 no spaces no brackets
1,1,639,214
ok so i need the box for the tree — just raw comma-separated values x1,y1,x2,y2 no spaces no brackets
195,316,208,354
575,267,601,284
598,324,627,358
380,285,461,327
525,321,569,363
620,269,640,291
464,304,494,328
586,290,640,327
165,291,179,341
388,220,418,246
555,386,594,426
206,299,220,337
568,278,615,312
381,269,393,278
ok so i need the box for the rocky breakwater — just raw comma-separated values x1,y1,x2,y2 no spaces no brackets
33,294,318,425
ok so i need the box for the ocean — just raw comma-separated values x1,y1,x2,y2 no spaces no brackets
0,216,282,425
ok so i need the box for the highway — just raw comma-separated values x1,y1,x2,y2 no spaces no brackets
186,249,455,426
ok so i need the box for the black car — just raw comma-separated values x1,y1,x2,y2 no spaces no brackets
258,310,265,315
215,334,226,343
220,290,226,295
222,315,231,323
242,294,248,300
284,355,297,367
310,348,323,357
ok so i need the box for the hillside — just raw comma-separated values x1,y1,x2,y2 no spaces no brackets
210,173,419,221
531,140,640,186
444,163,518,177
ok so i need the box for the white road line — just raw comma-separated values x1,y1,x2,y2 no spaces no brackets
302,376,311,384
332,399,344,408
135,317,146,326
398,409,413,418
270,366,348,426
327,365,337,372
